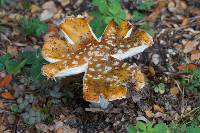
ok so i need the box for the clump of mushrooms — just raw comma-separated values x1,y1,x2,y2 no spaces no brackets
41,17,153,108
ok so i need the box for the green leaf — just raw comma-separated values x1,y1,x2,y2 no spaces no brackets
19,17,48,37
127,124,137,133
20,51,35,65
90,17,106,38
136,121,146,132
21,49,45,81
22,0,31,10
0,54,11,64
6,59,27,75
108,1,121,15
154,123,168,133
186,127,200,133
10,104,20,113
118,10,126,20
137,0,154,11
0,63,4,71
92,0,109,14
104,16,113,24
146,122,154,133
132,11,144,22
180,124,186,133
142,22,155,36
30,59,44,80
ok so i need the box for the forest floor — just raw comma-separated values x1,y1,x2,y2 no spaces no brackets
0,0,200,133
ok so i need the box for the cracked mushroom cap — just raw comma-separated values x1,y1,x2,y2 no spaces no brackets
41,17,153,104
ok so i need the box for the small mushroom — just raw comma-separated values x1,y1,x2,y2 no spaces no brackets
41,17,153,105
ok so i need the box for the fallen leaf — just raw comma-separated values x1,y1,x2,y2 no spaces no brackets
147,66,156,77
0,102,5,109
35,123,50,132
0,75,12,88
48,24,58,33
146,0,168,22
170,86,179,96
168,0,187,14
177,63,197,71
153,104,164,112
7,46,18,57
191,50,200,61
181,16,189,26
0,92,15,100
30,4,40,13
55,128,62,133
144,109,154,118
183,40,198,53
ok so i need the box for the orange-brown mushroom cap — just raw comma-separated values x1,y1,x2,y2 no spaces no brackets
41,17,153,105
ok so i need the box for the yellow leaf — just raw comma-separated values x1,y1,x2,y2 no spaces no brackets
153,104,164,112
147,66,155,77
145,109,154,118
183,40,198,53
170,86,179,96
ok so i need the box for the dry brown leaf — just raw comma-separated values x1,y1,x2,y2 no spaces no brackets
0,75,12,88
144,109,155,118
177,63,197,71
153,104,164,112
55,128,62,133
7,46,18,57
191,50,200,61
183,40,198,53
146,0,168,22
30,4,40,13
0,102,5,109
48,24,58,33
170,86,179,96
147,66,156,77
168,0,187,14
181,16,189,26
0,92,15,100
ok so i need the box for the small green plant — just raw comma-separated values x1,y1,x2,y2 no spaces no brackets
10,94,51,126
128,120,200,133
90,0,126,37
0,54,26,75
132,0,155,36
22,0,31,10
153,83,165,94
19,17,48,37
0,49,45,80
20,49,45,81
128,121,168,133
132,0,154,22
0,0,7,7
179,68,200,93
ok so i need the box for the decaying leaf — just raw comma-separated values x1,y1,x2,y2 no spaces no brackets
146,0,168,22
0,75,12,88
41,17,153,104
144,109,155,118
0,92,15,100
177,63,197,71
191,50,200,61
147,66,155,77
170,86,179,96
48,23,58,33
183,40,198,53
153,104,164,113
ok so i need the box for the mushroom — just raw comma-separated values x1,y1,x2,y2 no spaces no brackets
42,17,153,107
